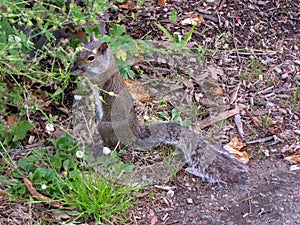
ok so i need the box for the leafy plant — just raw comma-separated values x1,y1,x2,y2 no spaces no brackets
3,133,138,223
0,119,34,149
155,23,195,50
157,108,191,126
170,10,177,23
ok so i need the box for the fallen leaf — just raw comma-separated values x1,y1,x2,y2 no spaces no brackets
224,137,249,164
181,12,204,26
28,90,51,111
150,215,158,225
209,86,225,95
6,114,19,126
203,79,225,96
158,0,168,7
198,108,240,129
125,79,152,102
0,188,9,201
284,154,300,164
119,0,136,9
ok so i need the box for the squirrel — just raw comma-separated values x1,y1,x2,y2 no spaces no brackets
71,34,248,185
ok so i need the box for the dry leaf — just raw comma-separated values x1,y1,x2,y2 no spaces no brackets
204,79,225,96
158,0,168,7
181,12,203,26
209,86,225,95
124,79,152,102
284,154,300,164
119,0,136,9
28,90,51,111
224,137,249,164
150,215,158,225
0,188,9,201
6,114,19,126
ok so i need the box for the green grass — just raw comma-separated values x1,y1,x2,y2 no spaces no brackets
1,133,139,224
59,169,139,224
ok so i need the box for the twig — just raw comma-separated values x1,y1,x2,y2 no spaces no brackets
245,135,277,145
244,109,260,128
232,19,241,63
229,83,240,104
248,192,252,216
218,0,227,11
234,113,244,137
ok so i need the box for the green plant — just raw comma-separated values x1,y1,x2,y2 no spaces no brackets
60,169,138,224
0,119,34,150
2,133,138,223
155,23,195,50
157,108,191,126
170,10,177,23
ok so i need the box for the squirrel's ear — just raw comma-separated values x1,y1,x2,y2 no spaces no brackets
90,32,99,42
99,42,108,55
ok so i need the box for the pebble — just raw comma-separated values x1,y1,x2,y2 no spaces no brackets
167,190,174,198
257,1,266,6
227,222,235,225
187,198,193,204
274,67,282,74
278,108,287,114
281,73,289,79
265,101,275,109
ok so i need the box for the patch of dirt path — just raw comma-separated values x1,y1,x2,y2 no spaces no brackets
130,159,299,225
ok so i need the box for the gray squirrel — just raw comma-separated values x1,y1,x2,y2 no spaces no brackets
71,34,248,184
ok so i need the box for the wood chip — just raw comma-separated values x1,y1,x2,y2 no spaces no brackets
198,108,240,129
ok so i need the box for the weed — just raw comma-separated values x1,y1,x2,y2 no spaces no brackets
261,113,270,128
157,108,191,126
0,119,34,150
170,10,177,23
2,134,138,223
60,169,138,224
155,23,195,50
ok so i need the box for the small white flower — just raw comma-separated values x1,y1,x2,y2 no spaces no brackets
41,184,47,190
45,123,54,133
76,150,84,158
74,95,83,100
15,36,21,43
103,147,111,155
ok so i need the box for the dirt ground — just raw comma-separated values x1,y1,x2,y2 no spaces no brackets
1,0,299,224
130,159,299,225
118,0,300,224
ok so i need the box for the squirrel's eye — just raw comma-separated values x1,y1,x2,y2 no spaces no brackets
87,55,95,62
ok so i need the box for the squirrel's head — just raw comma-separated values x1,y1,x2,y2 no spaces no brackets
71,34,118,84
